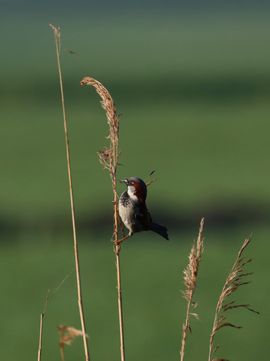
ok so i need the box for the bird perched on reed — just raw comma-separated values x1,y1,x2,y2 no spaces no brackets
118,177,169,241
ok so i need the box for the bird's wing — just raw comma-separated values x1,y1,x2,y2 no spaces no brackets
135,203,152,228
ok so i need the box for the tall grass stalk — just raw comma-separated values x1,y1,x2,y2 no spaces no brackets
80,76,125,361
180,218,204,361
49,24,90,361
37,312,44,361
37,291,49,361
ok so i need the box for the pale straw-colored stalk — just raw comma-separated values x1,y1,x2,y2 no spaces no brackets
37,291,49,361
80,76,125,361
180,218,204,361
49,24,90,361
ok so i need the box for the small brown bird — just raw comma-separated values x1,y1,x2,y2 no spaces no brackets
118,177,169,240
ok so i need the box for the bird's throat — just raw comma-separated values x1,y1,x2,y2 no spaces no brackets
127,186,139,202
127,185,146,204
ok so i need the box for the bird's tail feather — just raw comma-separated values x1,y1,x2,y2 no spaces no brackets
150,223,169,240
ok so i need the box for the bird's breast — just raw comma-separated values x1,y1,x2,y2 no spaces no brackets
119,193,134,220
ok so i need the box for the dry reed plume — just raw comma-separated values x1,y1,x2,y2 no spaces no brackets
58,325,87,361
49,24,90,361
180,218,204,361
208,238,259,361
80,76,125,361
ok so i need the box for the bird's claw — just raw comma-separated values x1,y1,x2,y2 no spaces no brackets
114,235,130,247
114,239,122,246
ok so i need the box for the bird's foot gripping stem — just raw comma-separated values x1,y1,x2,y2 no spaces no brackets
114,235,130,246
113,235,130,255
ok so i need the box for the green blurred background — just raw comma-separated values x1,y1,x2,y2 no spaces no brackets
0,1,270,360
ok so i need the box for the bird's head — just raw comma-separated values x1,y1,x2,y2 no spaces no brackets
120,177,147,202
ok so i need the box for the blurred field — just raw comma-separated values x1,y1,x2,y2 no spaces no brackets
0,10,269,361
1,14,270,217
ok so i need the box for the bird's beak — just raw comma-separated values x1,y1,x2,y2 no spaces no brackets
119,179,128,185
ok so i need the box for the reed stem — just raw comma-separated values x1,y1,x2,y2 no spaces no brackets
50,24,90,361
